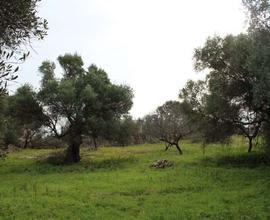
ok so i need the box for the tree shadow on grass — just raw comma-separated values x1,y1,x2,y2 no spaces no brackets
200,152,270,168
41,150,138,168
0,152,138,175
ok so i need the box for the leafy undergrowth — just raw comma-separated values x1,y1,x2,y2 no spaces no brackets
0,141,270,219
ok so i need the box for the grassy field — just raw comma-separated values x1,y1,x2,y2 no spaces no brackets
0,139,270,219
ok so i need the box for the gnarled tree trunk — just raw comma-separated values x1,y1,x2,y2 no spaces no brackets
248,137,253,153
92,135,98,150
175,143,183,155
163,140,183,155
165,143,172,151
65,134,82,163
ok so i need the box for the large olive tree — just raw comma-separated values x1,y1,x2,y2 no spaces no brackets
193,33,267,152
38,54,133,163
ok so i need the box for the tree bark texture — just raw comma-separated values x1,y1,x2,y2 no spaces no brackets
65,134,82,163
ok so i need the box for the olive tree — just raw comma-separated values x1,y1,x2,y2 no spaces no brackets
144,101,193,154
193,34,266,152
38,54,133,163
7,84,45,148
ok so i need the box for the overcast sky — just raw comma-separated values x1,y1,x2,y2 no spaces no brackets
15,0,246,118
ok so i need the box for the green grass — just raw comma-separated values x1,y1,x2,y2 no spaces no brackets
0,139,270,219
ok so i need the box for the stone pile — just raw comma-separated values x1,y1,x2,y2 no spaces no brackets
151,159,173,169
